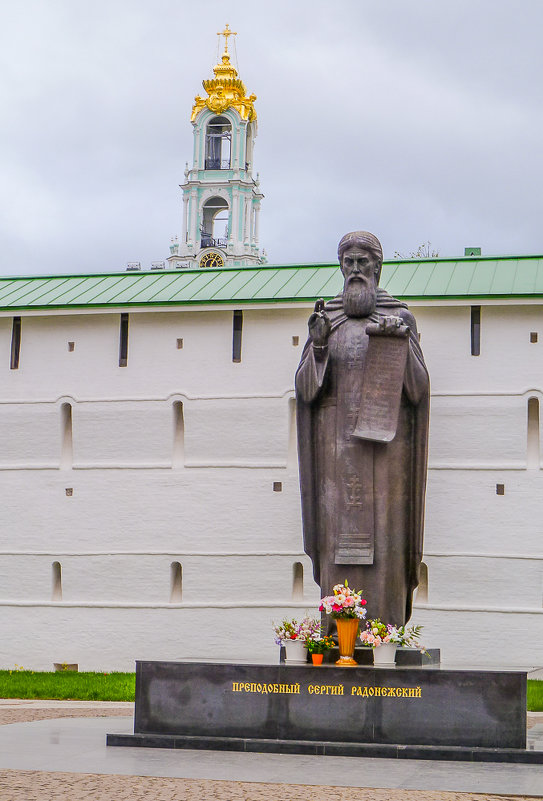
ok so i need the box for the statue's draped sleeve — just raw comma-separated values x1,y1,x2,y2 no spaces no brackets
295,339,328,584
295,344,329,404
397,308,430,615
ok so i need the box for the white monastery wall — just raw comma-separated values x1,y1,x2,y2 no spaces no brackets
0,300,542,669
414,302,543,666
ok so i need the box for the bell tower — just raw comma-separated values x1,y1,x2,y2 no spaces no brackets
175,25,265,269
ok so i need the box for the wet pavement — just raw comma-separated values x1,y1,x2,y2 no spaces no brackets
0,702,541,799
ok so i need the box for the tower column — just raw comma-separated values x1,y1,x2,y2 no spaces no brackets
244,196,251,246
254,203,260,244
231,188,239,248
182,194,189,243
190,189,198,247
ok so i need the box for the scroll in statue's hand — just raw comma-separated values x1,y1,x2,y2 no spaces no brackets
366,315,409,338
308,298,331,347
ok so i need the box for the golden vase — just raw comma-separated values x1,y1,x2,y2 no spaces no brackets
335,618,359,666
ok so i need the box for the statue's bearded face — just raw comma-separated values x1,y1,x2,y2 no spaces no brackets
340,247,379,318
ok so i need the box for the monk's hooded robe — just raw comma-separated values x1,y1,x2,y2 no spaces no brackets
295,288,429,625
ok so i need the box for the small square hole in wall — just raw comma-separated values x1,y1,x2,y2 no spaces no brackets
273,482,283,492
530,332,538,343
65,488,73,497
292,336,299,346
67,342,75,352
496,484,505,496
176,338,184,349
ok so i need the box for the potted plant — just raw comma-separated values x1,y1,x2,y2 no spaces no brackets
319,580,367,666
360,619,426,666
305,635,335,665
273,616,320,664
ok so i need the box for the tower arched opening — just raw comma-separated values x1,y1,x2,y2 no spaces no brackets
205,116,232,170
201,196,229,249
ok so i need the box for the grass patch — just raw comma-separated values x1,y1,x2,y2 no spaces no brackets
1,671,541,709
528,679,543,712
0,670,135,701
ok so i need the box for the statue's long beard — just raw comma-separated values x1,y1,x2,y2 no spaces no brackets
343,278,377,318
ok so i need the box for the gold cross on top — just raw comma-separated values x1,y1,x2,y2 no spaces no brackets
217,23,237,54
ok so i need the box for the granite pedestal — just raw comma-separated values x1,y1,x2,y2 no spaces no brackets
107,660,541,763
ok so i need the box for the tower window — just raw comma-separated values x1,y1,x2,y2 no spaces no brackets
119,313,129,367
470,306,481,356
204,116,231,170
10,316,21,370
232,310,243,363
530,332,538,343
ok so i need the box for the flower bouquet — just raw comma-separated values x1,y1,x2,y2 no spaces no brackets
318,581,367,620
319,580,367,666
272,616,320,645
360,618,426,666
305,635,335,655
360,618,425,650
305,633,335,666
272,616,320,665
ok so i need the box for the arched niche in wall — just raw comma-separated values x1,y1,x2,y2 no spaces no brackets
52,561,62,601
170,562,183,602
292,562,303,601
527,396,540,469
415,561,428,604
172,401,185,468
60,402,73,470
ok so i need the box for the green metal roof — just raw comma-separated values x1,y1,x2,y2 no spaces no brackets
0,255,543,311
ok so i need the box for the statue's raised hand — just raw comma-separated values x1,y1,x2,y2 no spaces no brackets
308,299,331,347
366,315,409,338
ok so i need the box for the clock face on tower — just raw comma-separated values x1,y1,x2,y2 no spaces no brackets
199,251,225,268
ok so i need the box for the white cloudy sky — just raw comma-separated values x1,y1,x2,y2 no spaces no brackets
0,0,542,275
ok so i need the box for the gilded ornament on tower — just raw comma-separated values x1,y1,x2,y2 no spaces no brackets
191,24,257,122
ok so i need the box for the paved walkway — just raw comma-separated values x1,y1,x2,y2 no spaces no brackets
0,701,541,800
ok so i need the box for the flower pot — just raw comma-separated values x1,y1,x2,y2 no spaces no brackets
311,653,324,666
373,642,397,667
335,618,359,666
284,639,307,665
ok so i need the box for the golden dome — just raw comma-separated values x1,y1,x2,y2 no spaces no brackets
191,26,257,123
